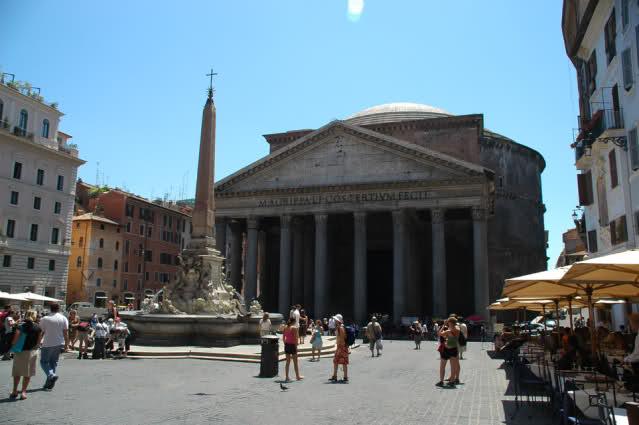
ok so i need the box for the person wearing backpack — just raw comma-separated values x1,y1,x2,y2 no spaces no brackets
458,321,468,360
329,314,349,383
10,310,41,400
366,316,383,357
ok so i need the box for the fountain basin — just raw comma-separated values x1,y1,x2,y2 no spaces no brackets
120,311,284,347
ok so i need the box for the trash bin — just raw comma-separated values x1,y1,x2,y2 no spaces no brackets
259,335,279,378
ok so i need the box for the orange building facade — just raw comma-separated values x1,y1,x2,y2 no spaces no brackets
68,182,192,307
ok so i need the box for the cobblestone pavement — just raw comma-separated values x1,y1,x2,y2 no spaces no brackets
1,341,552,425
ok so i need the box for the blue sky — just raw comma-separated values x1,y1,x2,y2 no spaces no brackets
2,1,578,265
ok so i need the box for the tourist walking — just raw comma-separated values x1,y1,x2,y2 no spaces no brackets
76,318,91,359
9,310,41,400
299,309,308,344
310,320,323,361
282,317,303,382
458,321,468,360
39,303,69,390
259,312,272,337
68,309,80,350
93,317,109,359
412,321,423,350
1,306,16,360
106,300,119,320
366,316,383,357
329,314,349,383
436,317,461,388
328,316,336,336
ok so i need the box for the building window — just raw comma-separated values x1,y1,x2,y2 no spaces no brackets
18,109,28,131
100,224,105,230
605,9,617,64
96,278,102,288
56,175,64,191
147,227,152,237
124,262,129,272
610,215,628,245
144,250,153,262
30,224,38,241
125,204,134,217
6,220,15,238
36,169,44,185
622,0,629,29
577,171,594,205
610,149,619,188
622,48,634,90
42,119,50,138
97,257,103,268
48,259,55,271
115,241,119,250
10,191,19,205
54,202,61,214
13,162,22,179
113,279,117,288
99,238,104,248
125,240,130,254
114,260,118,271
137,280,142,290
76,256,82,267
126,222,131,233
33,196,41,210
139,224,144,236
27,257,35,269
51,228,59,244
145,271,149,281
3,255,11,267
123,280,128,290
78,236,84,247
137,263,142,273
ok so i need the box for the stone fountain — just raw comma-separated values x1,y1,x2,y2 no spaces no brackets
120,84,282,347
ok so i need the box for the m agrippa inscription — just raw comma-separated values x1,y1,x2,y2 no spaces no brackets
257,190,432,208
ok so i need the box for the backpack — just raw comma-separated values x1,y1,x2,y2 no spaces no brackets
345,325,357,346
458,330,467,346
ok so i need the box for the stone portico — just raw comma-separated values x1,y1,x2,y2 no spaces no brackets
214,116,498,324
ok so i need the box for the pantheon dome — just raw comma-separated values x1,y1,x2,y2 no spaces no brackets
346,102,452,126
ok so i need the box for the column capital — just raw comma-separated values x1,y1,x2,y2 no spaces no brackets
314,213,328,225
280,214,292,229
471,207,487,221
431,208,445,224
247,216,260,229
353,211,367,223
391,209,405,221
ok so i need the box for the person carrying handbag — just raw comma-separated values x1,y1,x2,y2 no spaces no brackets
10,310,41,400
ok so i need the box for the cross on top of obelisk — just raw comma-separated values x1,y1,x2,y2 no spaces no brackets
206,68,218,99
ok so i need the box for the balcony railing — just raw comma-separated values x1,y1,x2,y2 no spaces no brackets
574,109,624,162
12,126,33,140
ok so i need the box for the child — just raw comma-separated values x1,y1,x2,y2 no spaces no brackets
310,320,324,361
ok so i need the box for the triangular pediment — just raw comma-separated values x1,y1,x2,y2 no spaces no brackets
215,121,488,193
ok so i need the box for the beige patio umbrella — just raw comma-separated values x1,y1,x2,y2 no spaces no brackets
558,250,639,353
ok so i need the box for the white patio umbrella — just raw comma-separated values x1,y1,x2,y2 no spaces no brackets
14,292,62,303
0,292,28,302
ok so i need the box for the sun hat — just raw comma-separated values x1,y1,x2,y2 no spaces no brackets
334,314,343,323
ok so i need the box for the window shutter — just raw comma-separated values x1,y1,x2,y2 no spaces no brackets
630,128,639,170
620,215,628,242
588,229,598,253
623,48,634,90
577,171,594,205
610,150,619,188
611,220,617,245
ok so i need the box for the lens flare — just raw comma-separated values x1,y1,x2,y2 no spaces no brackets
347,0,364,22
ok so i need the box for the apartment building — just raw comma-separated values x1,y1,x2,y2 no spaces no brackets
0,74,84,301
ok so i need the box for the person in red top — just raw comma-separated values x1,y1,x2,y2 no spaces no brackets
282,317,303,382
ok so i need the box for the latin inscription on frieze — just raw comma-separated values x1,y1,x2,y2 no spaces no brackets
257,190,432,208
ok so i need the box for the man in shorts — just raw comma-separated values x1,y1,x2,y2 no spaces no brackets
76,320,91,359
365,316,383,357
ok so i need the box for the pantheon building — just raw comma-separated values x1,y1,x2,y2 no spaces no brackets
214,103,546,324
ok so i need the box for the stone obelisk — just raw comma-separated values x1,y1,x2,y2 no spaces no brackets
189,85,218,252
